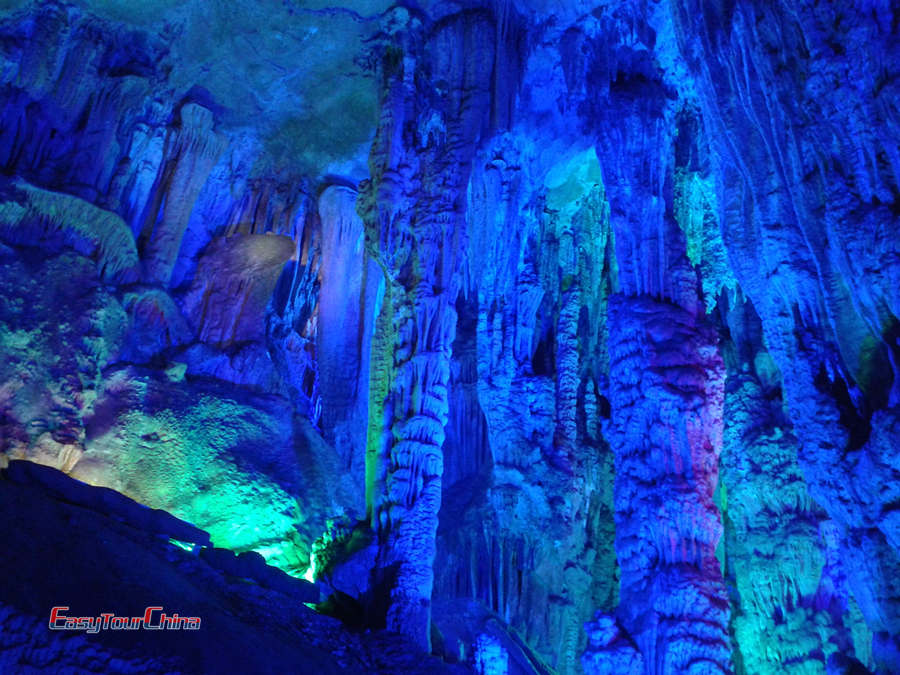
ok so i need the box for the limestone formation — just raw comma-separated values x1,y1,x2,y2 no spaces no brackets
0,1,898,674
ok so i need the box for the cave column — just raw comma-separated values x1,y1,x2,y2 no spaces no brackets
357,9,494,650
590,87,732,673
605,293,729,674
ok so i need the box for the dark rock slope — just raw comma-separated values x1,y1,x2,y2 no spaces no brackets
0,460,466,674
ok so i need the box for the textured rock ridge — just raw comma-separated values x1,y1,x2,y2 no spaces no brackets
605,294,730,674
574,5,731,672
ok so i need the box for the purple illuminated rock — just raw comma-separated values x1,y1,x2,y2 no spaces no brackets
182,233,294,348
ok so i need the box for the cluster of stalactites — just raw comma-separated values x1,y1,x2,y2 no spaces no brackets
668,2,900,668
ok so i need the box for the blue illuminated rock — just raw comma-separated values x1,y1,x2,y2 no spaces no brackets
0,1,898,673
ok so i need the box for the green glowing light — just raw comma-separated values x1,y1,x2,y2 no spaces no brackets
75,379,311,578
302,555,317,583
673,168,737,311
168,538,198,553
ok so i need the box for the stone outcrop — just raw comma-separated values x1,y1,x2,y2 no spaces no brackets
0,460,466,675
181,233,295,347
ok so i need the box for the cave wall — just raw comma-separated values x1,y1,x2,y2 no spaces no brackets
1,1,898,674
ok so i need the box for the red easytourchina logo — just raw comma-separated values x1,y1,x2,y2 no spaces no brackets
49,606,201,633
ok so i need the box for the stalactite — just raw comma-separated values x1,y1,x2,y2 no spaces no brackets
582,7,732,672
460,133,618,673
141,103,227,287
316,184,381,480
604,295,730,674
0,179,138,282
671,2,900,668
